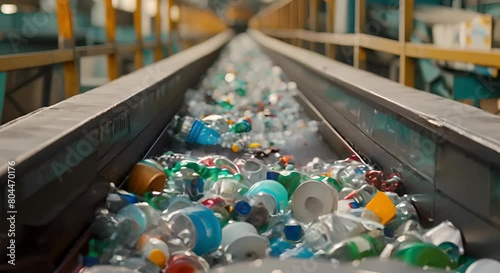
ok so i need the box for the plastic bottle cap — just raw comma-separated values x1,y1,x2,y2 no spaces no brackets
266,171,280,181
127,162,166,196
119,193,138,204
245,180,288,212
221,222,270,260
82,256,99,267
465,259,500,273
283,225,302,242
234,200,252,216
148,249,167,268
365,192,396,225
248,143,261,148
179,205,222,255
231,144,240,153
291,180,338,224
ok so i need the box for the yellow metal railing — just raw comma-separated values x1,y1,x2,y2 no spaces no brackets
250,0,500,88
0,0,227,97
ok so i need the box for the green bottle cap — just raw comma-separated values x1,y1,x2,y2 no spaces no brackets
277,170,301,197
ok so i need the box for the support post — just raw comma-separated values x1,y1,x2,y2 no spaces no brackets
56,0,79,97
399,0,415,87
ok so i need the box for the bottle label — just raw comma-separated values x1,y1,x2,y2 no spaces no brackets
349,237,371,254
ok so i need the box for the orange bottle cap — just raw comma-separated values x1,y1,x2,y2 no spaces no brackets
231,144,240,153
365,192,396,225
148,249,167,268
127,163,166,196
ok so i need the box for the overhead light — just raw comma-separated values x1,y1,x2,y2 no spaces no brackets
170,5,180,22
1,4,17,15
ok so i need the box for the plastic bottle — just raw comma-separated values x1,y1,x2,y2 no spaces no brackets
201,114,230,133
173,116,221,145
324,230,386,261
302,157,331,176
106,192,133,214
200,197,231,227
230,117,252,133
165,251,210,273
116,203,161,244
342,184,378,207
163,204,222,256
327,156,361,179
384,200,419,238
236,158,268,184
90,208,137,248
336,164,371,189
302,213,366,251
276,168,303,197
136,236,170,269
393,242,458,269
207,178,248,204
144,191,176,211
233,193,276,229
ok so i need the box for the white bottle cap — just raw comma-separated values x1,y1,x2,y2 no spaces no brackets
291,180,338,224
221,222,269,261
424,220,464,254
465,259,500,273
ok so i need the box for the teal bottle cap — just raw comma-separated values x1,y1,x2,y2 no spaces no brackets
245,180,288,212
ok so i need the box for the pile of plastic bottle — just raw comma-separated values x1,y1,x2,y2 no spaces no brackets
78,35,500,273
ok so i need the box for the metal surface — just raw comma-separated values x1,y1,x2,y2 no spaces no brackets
249,29,500,259
0,30,233,271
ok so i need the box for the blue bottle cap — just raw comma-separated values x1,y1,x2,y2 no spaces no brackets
266,171,280,181
119,192,138,204
270,240,294,257
183,205,222,256
348,201,360,209
234,200,252,216
82,256,99,267
295,248,314,259
187,119,204,143
283,225,303,242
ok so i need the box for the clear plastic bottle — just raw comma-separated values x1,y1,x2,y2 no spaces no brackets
342,184,378,207
136,236,170,269
324,230,386,261
116,203,161,244
163,204,222,256
327,156,361,179
165,251,210,273
233,193,276,229
302,213,365,251
201,114,229,133
336,164,371,189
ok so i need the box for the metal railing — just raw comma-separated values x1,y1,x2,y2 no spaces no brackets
249,0,500,88
0,0,227,119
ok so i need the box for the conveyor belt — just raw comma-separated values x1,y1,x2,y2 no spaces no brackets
1,30,500,272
